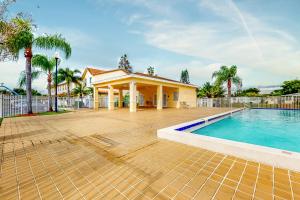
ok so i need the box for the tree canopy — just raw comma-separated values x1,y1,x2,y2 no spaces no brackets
118,54,132,72
197,82,224,98
180,69,190,84
147,66,154,76
235,88,260,97
212,65,241,97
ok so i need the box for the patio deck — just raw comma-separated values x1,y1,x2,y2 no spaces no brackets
0,108,299,200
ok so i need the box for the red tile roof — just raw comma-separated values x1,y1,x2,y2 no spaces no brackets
86,67,107,76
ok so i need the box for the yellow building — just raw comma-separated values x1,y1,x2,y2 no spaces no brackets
93,69,198,112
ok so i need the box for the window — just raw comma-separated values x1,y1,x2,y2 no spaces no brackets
173,92,178,101
89,77,92,84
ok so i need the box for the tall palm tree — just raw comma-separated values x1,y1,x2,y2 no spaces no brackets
0,17,71,114
212,65,242,97
19,54,56,111
58,68,81,103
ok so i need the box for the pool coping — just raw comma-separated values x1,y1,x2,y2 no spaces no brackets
157,108,300,172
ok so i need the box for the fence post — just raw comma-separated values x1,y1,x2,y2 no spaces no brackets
20,95,23,115
0,94,3,118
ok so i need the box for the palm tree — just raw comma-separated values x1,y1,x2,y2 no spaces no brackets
72,83,93,102
58,68,81,103
19,54,56,111
212,65,242,97
198,82,224,98
0,17,71,114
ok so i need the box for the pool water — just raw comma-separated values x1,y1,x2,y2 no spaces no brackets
192,109,300,153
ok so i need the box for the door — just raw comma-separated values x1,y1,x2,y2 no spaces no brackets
139,94,144,106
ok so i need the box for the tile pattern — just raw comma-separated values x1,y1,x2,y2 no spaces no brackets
0,108,299,200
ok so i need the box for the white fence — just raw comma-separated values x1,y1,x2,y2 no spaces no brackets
197,96,300,109
0,95,98,118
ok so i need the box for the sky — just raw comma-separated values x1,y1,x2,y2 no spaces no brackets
1,0,300,93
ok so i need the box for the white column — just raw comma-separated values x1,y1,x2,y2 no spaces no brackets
118,89,123,108
129,81,137,112
157,85,163,110
108,85,114,110
93,87,99,110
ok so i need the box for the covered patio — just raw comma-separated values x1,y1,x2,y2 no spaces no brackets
93,80,180,112
92,69,197,112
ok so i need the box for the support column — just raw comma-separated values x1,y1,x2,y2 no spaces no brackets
118,89,123,108
93,87,99,110
129,81,137,112
108,85,114,110
157,85,163,110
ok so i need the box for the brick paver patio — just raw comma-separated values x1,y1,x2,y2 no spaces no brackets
0,108,299,200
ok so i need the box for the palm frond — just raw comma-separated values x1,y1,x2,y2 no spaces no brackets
34,34,71,59
32,54,52,71
18,69,42,88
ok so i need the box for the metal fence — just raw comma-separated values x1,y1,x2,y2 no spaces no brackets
0,94,131,118
197,96,300,109
0,95,98,118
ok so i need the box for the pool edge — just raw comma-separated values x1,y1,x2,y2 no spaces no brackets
157,108,300,172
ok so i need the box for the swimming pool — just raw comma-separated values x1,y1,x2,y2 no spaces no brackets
192,109,300,153
157,108,300,171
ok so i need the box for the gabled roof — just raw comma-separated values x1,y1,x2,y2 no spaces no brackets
82,67,109,79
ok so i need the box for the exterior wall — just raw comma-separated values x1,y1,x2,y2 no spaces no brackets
51,82,77,96
178,86,197,107
138,87,156,107
83,71,94,87
164,87,179,108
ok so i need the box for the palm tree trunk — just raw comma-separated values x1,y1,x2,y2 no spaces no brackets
24,47,33,114
227,79,232,98
67,84,70,106
47,71,53,112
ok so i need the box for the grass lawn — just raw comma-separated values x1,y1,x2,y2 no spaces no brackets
37,110,71,116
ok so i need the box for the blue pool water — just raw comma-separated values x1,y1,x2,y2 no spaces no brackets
192,109,300,153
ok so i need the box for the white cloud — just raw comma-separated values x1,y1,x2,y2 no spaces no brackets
128,0,300,86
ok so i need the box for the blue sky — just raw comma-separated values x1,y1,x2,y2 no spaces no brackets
1,0,300,92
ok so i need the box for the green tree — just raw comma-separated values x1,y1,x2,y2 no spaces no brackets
281,80,300,95
180,69,190,84
13,88,26,95
270,89,283,96
212,65,242,97
72,83,93,101
13,87,41,96
19,54,57,111
236,88,260,97
198,82,224,98
58,68,81,102
0,17,71,114
147,66,154,76
118,54,132,72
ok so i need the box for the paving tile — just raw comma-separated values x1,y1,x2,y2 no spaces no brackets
0,108,295,199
